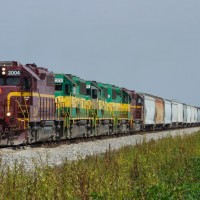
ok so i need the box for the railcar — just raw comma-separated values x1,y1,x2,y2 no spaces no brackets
155,96,164,129
136,93,156,130
191,106,195,126
0,61,57,146
164,100,172,128
194,107,198,125
134,93,173,130
198,108,200,126
177,102,184,126
183,104,188,127
186,105,192,126
130,92,143,131
171,101,178,127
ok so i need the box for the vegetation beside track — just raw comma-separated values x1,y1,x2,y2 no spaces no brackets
0,132,200,199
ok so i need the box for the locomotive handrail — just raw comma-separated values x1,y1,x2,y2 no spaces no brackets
38,89,41,119
23,96,29,120
15,99,26,129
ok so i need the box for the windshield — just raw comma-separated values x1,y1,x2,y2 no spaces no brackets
0,77,21,86
0,78,4,85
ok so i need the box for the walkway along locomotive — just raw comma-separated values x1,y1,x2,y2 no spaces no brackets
0,61,199,146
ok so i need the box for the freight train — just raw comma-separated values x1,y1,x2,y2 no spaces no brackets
0,61,199,146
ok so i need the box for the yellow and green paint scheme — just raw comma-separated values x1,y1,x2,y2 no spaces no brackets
54,74,132,138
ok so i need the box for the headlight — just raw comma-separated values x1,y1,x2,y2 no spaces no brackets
7,112,11,117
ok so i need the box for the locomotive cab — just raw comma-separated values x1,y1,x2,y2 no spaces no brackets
0,61,56,146
0,62,31,145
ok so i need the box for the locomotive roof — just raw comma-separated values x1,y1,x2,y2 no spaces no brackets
55,74,77,86
122,88,134,96
90,81,101,90
23,65,40,80
0,61,19,66
65,74,77,86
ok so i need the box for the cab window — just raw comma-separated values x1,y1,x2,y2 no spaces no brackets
92,89,97,99
0,77,4,85
23,77,31,90
6,77,20,85
55,84,62,91
65,84,71,95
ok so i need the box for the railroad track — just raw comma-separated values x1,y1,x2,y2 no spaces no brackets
5,125,199,150
1,126,200,171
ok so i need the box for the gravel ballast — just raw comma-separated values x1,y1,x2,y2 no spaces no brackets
0,127,200,170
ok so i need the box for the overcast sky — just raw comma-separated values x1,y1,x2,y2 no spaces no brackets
1,1,200,105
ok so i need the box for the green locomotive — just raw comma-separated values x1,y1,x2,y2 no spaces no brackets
54,74,133,139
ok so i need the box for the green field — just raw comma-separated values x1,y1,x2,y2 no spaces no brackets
1,132,200,200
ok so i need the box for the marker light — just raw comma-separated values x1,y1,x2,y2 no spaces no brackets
2,68,5,71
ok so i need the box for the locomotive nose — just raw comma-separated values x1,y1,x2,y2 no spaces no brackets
0,87,5,119
0,86,18,119
0,86,4,95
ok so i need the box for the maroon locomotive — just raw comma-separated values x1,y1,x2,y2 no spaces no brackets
0,61,57,146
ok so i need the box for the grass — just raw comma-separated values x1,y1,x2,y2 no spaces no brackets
0,132,200,199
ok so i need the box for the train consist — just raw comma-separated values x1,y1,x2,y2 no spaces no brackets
0,61,199,146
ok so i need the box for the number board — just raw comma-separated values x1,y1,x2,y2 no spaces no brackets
8,70,21,76
55,78,63,83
